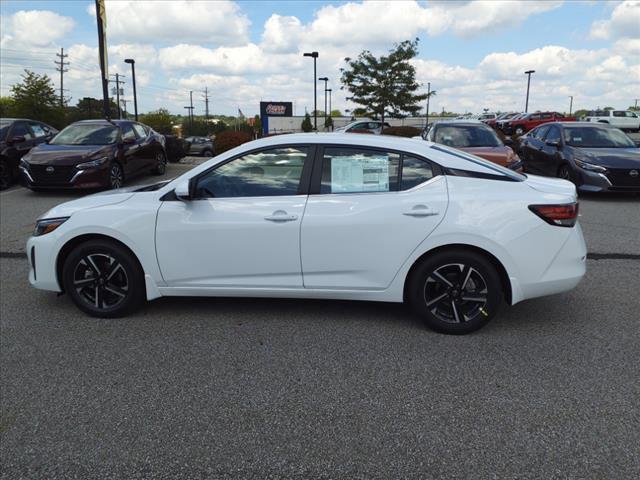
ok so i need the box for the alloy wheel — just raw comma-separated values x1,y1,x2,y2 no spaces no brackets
110,164,123,189
156,152,167,174
73,253,129,310
423,263,488,323
559,165,571,180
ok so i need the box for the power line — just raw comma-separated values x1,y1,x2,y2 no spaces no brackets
54,47,69,107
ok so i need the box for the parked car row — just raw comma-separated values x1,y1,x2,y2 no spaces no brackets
1,117,168,190
583,110,640,131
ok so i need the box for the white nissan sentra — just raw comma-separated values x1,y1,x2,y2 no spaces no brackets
27,133,586,334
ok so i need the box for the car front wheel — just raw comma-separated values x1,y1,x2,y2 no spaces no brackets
153,151,167,175
407,250,503,334
62,239,145,318
109,162,124,189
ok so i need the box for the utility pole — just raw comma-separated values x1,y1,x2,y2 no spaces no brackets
190,90,194,126
54,47,69,107
203,87,210,119
121,99,128,119
319,77,328,128
425,82,431,127
109,73,125,119
568,96,573,116
635,99,639,109
524,70,535,113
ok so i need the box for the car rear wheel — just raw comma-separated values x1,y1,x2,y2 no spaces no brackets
153,151,167,175
514,126,525,136
407,250,502,334
62,239,145,318
109,162,124,189
558,164,573,183
202,149,213,157
0,158,12,190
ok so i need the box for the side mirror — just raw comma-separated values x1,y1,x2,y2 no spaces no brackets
9,135,26,145
174,179,191,200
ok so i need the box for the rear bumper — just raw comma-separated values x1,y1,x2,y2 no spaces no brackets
514,223,587,303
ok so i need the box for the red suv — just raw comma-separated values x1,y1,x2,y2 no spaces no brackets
503,112,575,136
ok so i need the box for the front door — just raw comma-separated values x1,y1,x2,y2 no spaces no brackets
155,146,312,288
301,147,447,290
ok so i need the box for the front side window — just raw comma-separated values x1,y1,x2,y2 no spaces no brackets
195,147,308,198
28,122,47,138
625,111,638,118
533,125,550,140
320,147,399,194
121,124,137,142
132,124,147,138
50,124,118,145
544,126,561,143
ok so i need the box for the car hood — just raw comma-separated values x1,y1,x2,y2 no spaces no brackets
25,144,113,166
571,147,640,168
458,146,516,166
39,188,135,220
524,174,576,198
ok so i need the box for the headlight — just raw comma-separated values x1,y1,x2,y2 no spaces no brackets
574,158,607,173
33,217,69,236
76,157,109,170
20,158,30,169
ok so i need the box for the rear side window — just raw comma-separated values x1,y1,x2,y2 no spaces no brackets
10,122,33,139
401,156,434,190
121,124,136,141
612,111,625,117
320,147,399,194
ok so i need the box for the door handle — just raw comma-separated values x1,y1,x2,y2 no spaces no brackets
264,210,298,222
403,205,438,217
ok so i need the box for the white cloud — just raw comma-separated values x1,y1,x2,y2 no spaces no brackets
590,0,640,40
86,0,250,46
1,10,75,47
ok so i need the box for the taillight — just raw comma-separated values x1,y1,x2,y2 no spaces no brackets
528,203,579,227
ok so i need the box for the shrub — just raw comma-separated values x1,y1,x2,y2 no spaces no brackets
301,113,313,132
381,126,422,137
213,131,252,155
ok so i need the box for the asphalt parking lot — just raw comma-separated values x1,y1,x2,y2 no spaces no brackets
1,162,639,479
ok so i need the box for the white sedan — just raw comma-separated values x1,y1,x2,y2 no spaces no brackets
27,133,586,334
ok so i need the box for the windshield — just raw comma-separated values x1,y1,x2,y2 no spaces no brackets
434,125,503,148
50,124,119,146
563,126,636,148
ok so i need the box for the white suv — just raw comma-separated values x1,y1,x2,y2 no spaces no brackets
584,110,640,132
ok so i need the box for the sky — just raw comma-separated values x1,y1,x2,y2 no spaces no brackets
0,0,639,117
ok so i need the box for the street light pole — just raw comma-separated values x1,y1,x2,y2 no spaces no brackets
568,95,573,116
303,52,319,131
426,82,431,127
319,77,328,129
124,58,138,121
524,70,535,113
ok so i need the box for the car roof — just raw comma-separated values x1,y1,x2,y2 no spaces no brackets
73,119,133,125
556,121,615,128
431,120,488,127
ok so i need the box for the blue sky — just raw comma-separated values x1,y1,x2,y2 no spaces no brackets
1,1,638,116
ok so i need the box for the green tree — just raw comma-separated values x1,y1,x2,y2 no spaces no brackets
301,113,313,132
324,115,334,130
66,97,120,123
0,97,16,117
330,109,343,117
340,39,427,125
140,108,173,134
10,70,64,127
629,105,639,112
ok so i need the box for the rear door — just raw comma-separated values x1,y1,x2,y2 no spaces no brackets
300,146,447,290
537,125,563,175
8,121,37,158
120,123,145,175
132,123,156,168
520,125,549,173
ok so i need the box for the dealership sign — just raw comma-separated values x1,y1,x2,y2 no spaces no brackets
260,101,293,135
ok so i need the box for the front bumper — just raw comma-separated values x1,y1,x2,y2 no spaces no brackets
27,233,63,293
575,167,640,193
20,163,110,189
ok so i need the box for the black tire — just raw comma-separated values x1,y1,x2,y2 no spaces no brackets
0,158,12,190
202,149,213,157
514,126,525,136
109,162,124,189
62,239,145,318
407,250,503,334
557,163,573,183
153,150,167,175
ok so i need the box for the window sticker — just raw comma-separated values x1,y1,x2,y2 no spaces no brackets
330,155,390,193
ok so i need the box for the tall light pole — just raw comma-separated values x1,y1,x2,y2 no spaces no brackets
568,95,573,116
524,70,535,113
124,59,138,121
303,51,319,130
319,77,328,128
425,82,431,127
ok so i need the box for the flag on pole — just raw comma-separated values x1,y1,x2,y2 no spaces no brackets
95,0,110,118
